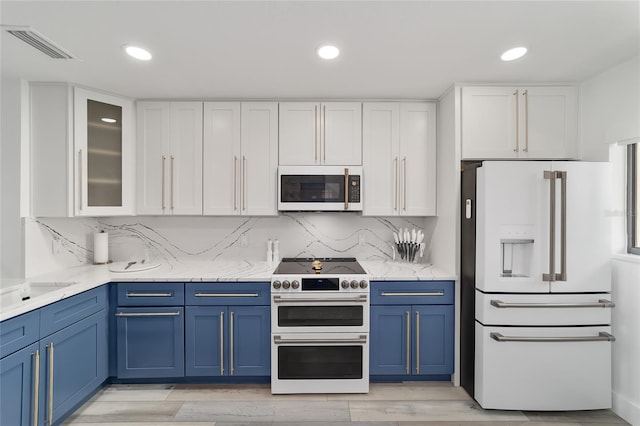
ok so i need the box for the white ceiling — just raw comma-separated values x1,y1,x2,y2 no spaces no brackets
1,1,639,100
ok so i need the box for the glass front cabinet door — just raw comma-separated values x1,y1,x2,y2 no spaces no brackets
74,87,134,215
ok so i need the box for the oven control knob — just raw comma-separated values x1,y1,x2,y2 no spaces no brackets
282,280,291,289
359,280,368,289
341,280,349,289
350,280,359,289
272,280,281,289
291,280,300,289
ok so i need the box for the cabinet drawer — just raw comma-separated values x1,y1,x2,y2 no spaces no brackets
117,283,184,306
185,282,270,305
371,281,454,305
40,286,107,337
0,310,40,358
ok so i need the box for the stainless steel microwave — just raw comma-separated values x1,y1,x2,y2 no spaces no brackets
278,166,363,211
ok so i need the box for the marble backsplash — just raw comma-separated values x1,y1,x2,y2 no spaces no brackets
25,214,435,277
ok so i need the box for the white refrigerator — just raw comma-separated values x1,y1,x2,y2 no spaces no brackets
461,161,615,410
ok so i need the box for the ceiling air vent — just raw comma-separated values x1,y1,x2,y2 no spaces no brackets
4,26,78,59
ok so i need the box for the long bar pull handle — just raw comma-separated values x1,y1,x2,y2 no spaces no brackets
116,312,181,317
415,311,420,374
381,292,445,297
229,311,234,375
195,293,259,297
557,171,567,281
491,332,615,343
344,168,349,210
126,292,172,297
513,90,519,153
46,343,54,425
394,157,399,211
405,311,410,374
403,157,407,211
161,155,167,210
543,170,557,282
523,90,529,152
491,299,616,308
220,311,224,375
78,149,83,210
233,156,238,211
170,155,175,210
273,295,367,303
32,349,40,426
242,156,247,211
323,105,327,162
314,105,318,163
274,335,367,345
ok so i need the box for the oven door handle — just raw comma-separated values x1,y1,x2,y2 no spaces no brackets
273,335,367,345
272,295,367,303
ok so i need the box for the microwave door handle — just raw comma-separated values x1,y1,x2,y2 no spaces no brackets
344,168,349,210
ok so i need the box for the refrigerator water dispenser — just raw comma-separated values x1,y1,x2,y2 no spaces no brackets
500,238,534,277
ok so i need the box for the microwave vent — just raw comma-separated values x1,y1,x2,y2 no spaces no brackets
4,26,79,59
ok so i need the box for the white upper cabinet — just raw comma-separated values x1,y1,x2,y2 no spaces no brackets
203,102,278,216
362,102,436,216
461,86,578,160
136,101,203,215
279,102,361,166
30,83,134,217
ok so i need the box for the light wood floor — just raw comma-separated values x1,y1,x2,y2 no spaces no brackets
63,382,630,425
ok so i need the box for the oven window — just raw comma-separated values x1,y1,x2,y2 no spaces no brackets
278,306,363,327
278,346,363,379
281,175,345,203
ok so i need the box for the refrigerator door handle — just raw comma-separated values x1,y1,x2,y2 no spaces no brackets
557,171,567,281
543,170,557,282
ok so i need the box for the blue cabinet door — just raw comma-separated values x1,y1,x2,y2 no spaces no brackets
370,305,410,375
40,309,108,425
116,307,184,378
0,342,39,426
231,306,270,376
185,306,227,377
413,305,454,376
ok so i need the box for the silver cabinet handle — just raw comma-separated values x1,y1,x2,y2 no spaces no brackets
490,332,615,343
219,311,224,375
116,312,180,317
558,171,567,281
344,168,349,210
323,104,327,162
78,149,83,210
161,155,167,210
32,349,40,426
415,311,420,374
46,343,54,425
233,156,238,211
543,170,557,282
126,292,172,297
274,335,367,345
523,90,529,152
490,299,615,308
195,293,259,297
394,157,399,211
405,311,410,374
242,156,246,211
170,155,175,210
403,157,407,211
273,295,367,303
230,311,234,375
381,292,445,297
513,90,519,152
314,105,318,163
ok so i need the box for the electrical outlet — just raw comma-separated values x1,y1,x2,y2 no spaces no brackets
358,230,366,246
240,234,248,247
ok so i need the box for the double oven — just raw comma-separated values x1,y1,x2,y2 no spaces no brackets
270,258,370,394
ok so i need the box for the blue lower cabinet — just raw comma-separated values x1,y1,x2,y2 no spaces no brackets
116,307,184,378
186,306,270,377
413,305,454,376
0,342,40,426
40,309,108,425
370,305,410,375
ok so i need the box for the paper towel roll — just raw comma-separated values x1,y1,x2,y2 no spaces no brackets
94,232,109,264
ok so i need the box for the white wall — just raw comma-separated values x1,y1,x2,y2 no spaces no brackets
1,77,25,279
581,56,640,425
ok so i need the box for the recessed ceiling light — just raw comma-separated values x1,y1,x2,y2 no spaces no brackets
123,45,152,61
317,45,340,60
101,118,117,123
501,47,527,61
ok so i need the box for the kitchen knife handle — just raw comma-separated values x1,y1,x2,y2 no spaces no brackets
405,311,410,374
490,332,615,343
543,170,556,282
220,311,224,375
161,155,167,210
513,90,519,152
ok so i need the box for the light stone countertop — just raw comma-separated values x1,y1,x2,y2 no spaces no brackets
0,260,456,322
